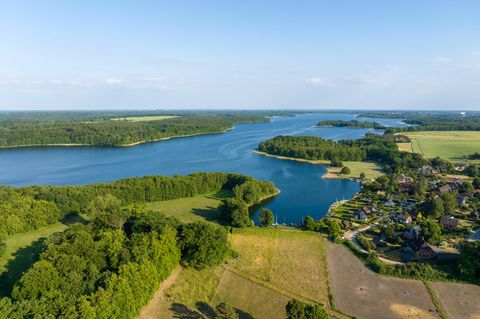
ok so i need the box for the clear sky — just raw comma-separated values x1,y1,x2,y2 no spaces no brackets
1,0,480,110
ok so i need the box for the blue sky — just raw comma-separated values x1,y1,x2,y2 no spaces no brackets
1,1,480,110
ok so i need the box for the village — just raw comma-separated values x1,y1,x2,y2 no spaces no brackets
328,163,480,264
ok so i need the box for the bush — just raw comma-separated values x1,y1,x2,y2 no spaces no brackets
340,166,351,175
258,208,274,227
218,198,251,227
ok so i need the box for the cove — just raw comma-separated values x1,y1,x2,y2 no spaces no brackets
0,113,407,223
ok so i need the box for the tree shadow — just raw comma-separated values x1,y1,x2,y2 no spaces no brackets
61,212,88,225
192,207,221,223
235,308,255,319
169,303,205,319
0,238,47,297
195,301,216,318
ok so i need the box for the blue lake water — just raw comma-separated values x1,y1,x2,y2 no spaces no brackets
0,113,407,223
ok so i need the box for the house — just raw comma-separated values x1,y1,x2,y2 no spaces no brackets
454,163,468,171
340,220,351,229
384,199,396,207
398,214,413,224
440,215,459,230
395,174,412,184
470,211,480,220
438,184,452,193
402,236,437,261
418,165,434,175
457,195,469,207
353,210,367,221
362,205,377,215
403,226,420,240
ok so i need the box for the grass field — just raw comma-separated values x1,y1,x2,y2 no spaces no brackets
155,228,331,319
111,115,178,122
323,161,383,179
0,222,67,297
400,131,480,163
431,282,480,319
145,192,229,223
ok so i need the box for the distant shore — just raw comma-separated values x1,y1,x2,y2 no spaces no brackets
0,127,235,149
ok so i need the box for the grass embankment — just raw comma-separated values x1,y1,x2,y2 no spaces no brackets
254,150,382,180
158,228,332,319
399,131,480,163
111,115,178,122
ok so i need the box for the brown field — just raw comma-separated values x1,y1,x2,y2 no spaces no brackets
431,282,480,319
326,242,440,319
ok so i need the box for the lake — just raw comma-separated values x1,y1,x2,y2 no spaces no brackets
0,113,407,223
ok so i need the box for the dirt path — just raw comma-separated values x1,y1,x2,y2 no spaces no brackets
137,266,183,319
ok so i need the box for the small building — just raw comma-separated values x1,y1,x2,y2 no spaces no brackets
418,165,434,175
340,220,352,229
457,195,469,207
353,210,367,221
440,215,459,230
384,199,396,207
402,236,437,261
438,184,452,193
470,211,480,220
454,163,468,171
398,214,413,224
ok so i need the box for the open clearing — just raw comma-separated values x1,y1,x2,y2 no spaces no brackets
111,115,178,122
145,192,228,223
323,161,383,179
326,242,439,319
431,282,480,319
153,228,330,319
400,131,480,163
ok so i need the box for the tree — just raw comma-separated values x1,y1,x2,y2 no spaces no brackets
473,177,480,189
86,194,121,217
331,158,343,167
359,172,366,180
179,222,231,269
303,216,317,231
215,302,239,319
218,198,251,227
441,192,457,215
413,179,428,201
0,235,5,258
421,219,442,244
340,166,351,175
286,299,305,319
458,241,480,281
424,197,444,219
259,208,274,227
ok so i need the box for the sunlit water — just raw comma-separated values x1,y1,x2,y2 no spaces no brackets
0,113,407,223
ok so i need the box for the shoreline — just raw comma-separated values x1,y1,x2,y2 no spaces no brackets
253,150,359,180
0,127,235,150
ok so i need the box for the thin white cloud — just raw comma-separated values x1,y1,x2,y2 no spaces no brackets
305,77,331,87
104,78,122,85
143,76,166,82
431,56,452,64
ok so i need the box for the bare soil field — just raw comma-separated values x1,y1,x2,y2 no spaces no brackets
431,282,480,319
326,242,439,319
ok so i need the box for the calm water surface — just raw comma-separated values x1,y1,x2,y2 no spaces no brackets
0,114,407,223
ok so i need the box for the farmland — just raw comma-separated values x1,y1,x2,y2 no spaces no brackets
400,131,480,163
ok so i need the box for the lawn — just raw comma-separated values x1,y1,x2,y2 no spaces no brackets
145,192,229,223
0,222,67,297
401,131,480,163
111,115,178,122
323,161,383,179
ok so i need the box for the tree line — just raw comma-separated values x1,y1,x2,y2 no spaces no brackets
317,120,386,130
0,115,268,147
1,172,277,236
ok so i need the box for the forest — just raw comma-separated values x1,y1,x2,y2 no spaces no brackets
359,111,480,132
0,114,268,147
0,173,278,318
1,173,277,236
317,120,386,130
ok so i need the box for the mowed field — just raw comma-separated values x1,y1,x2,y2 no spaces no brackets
145,192,228,223
431,282,480,319
152,228,332,319
323,161,383,180
326,242,440,319
111,115,178,122
400,131,480,163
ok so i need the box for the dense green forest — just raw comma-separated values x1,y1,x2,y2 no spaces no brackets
359,111,480,132
0,114,268,147
317,120,386,130
0,173,277,318
257,134,452,174
1,173,277,236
